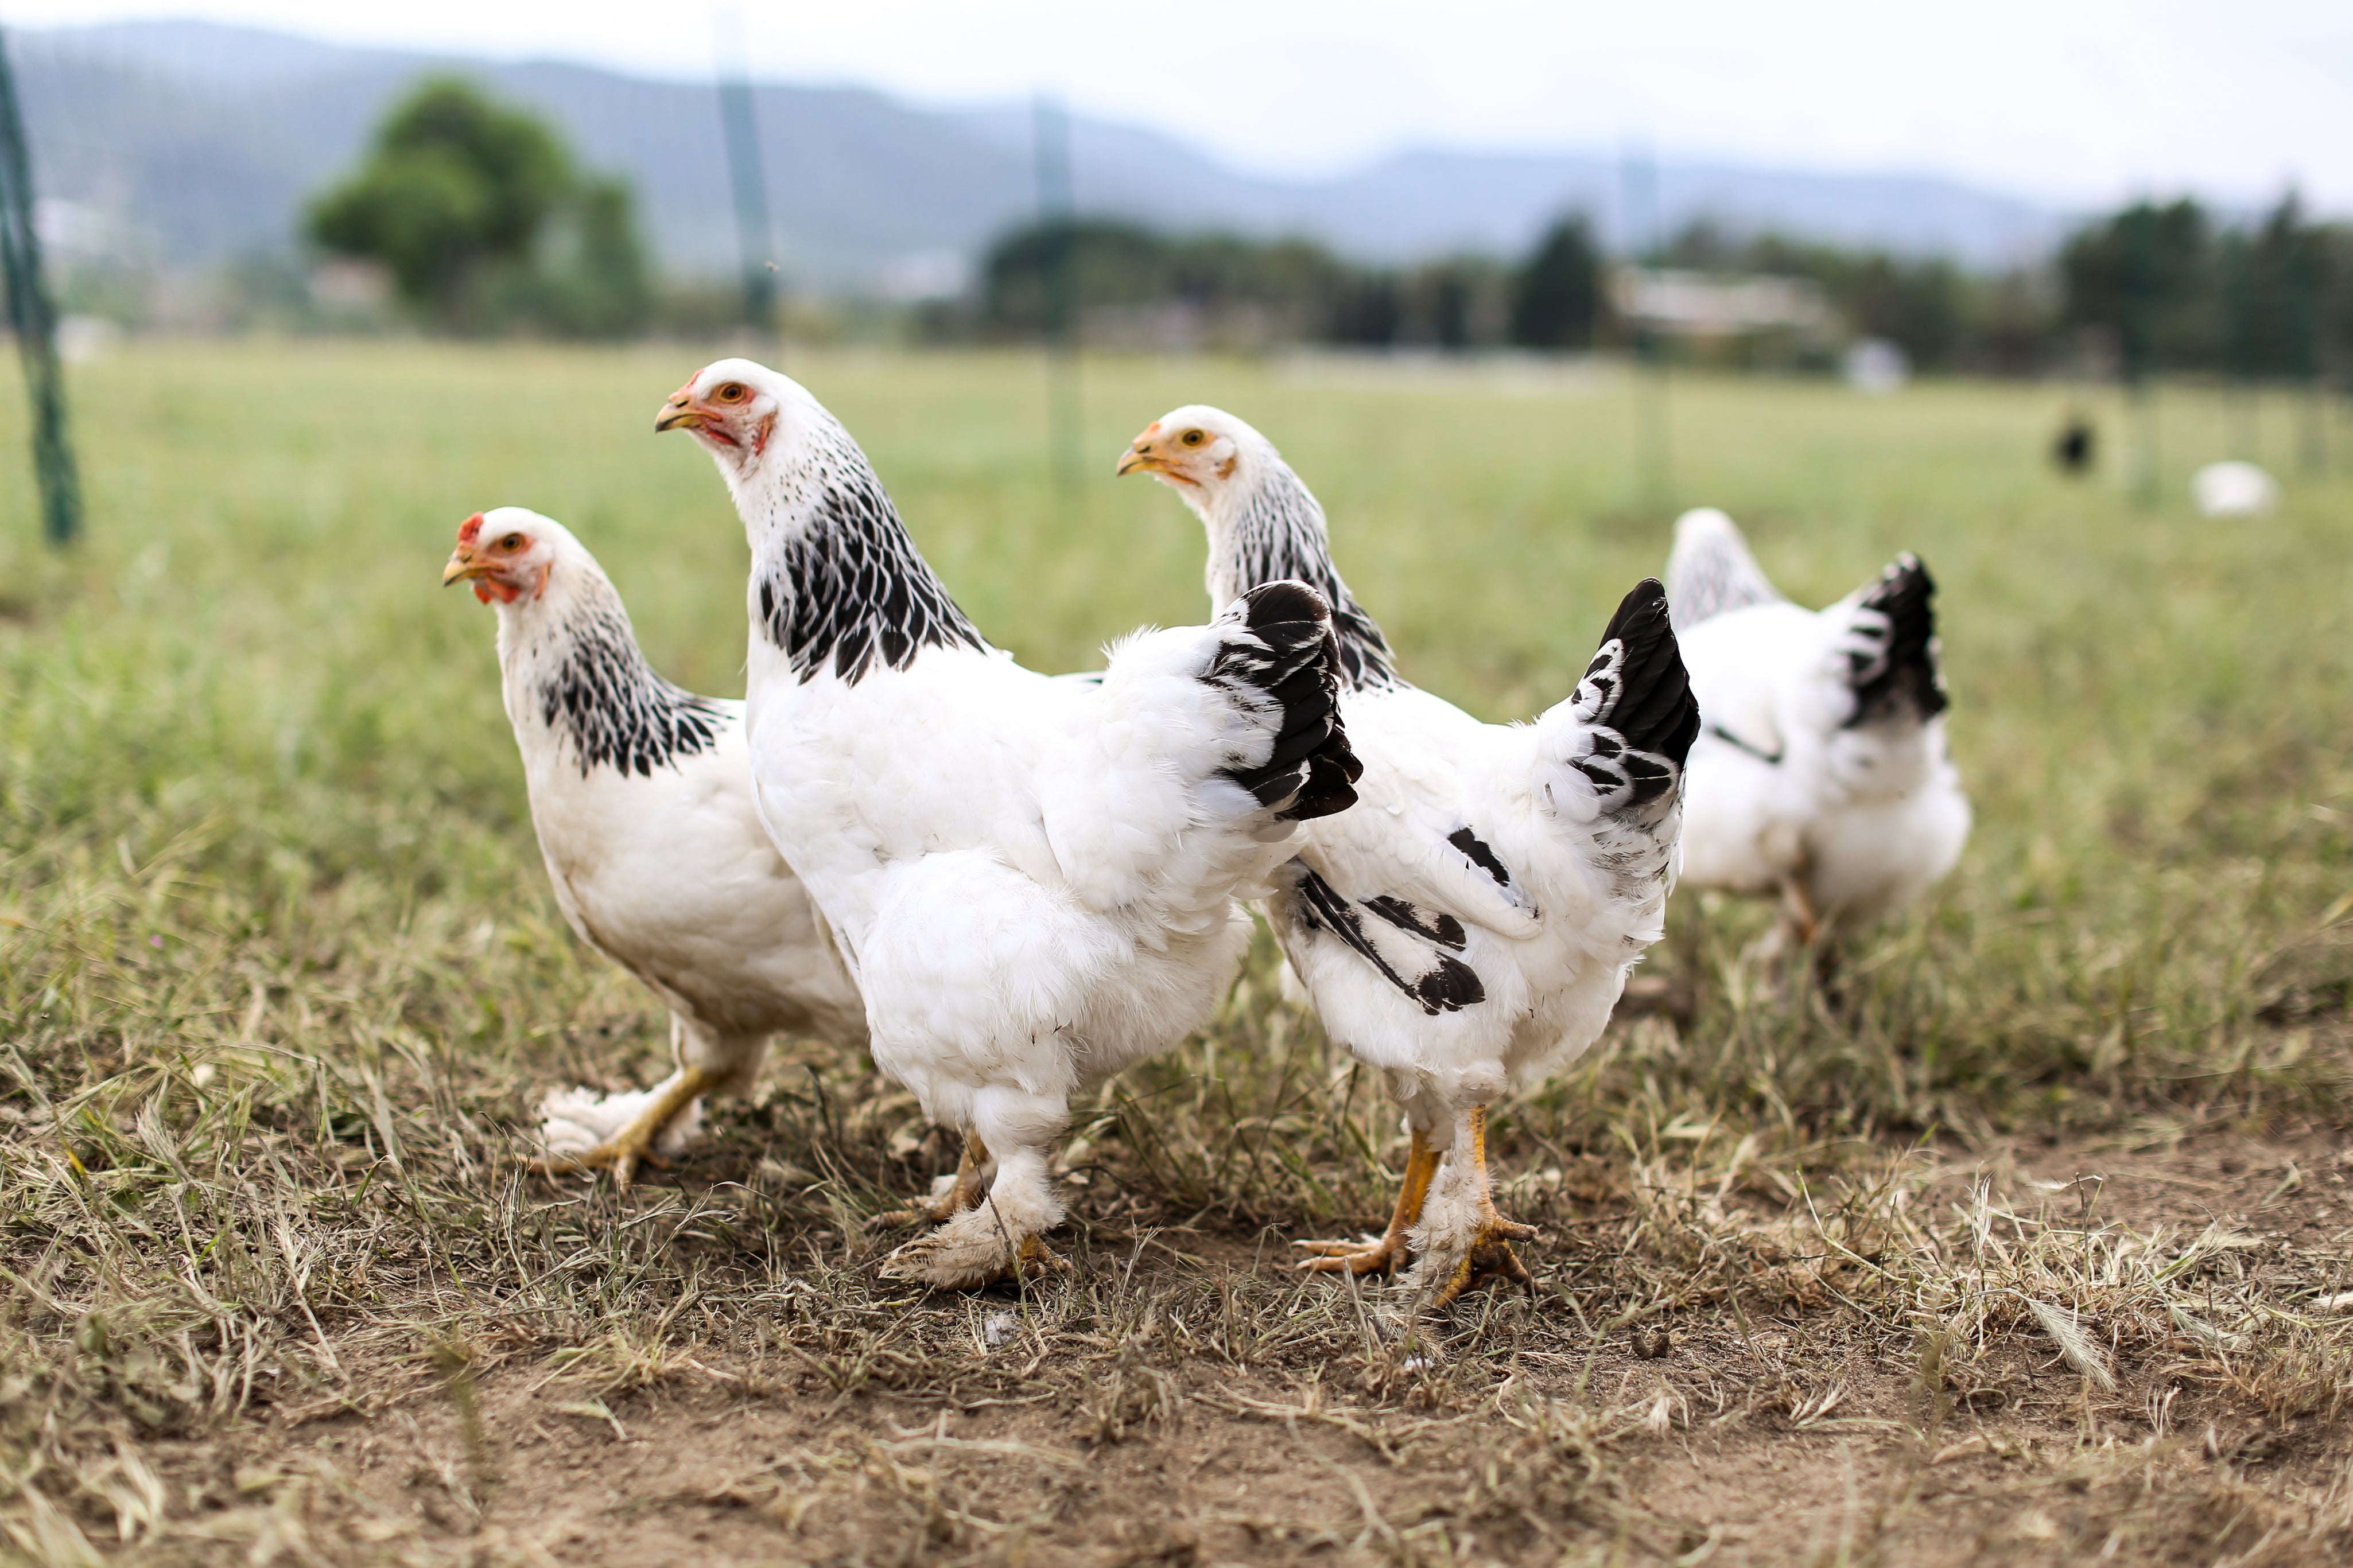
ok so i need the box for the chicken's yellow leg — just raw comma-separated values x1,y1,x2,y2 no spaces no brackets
1296,1126,1440,1277
1780,864,1821,947
534,1063,715,1189
1430,1106,1538,1307
872,1131,992,1228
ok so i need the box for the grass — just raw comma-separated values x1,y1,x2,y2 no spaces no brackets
1,341,2350,1565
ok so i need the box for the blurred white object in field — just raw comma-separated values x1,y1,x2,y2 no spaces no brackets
309,259,393,309
1613,266,1834,336
2192,461,2278,518
56,316,120,363
1844,337,1909,394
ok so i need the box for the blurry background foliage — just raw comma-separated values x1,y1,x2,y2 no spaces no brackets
953,197,2353,384
306,77,651,338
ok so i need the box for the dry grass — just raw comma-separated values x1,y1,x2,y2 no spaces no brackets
0,343,2349,1564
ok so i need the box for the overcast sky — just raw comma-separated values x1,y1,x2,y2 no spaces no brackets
9,1,2352,208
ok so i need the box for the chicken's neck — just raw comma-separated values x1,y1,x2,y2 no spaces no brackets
736,414,990,686
501,574,726,779
1205,463,1399,693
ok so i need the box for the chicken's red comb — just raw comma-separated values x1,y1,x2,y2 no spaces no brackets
458,512,485,543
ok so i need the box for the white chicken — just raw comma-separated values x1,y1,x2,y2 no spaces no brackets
1663,507,1970,941
442,508,867,1186
657,361,1360,1287
1119,407,1699,1304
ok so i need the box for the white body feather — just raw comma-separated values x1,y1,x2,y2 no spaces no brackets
1284,682,1672,1105
741,636,1290,1168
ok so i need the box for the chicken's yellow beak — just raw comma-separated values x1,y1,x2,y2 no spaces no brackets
654,391,702,433
442,546,490,586
1115,437,1160,477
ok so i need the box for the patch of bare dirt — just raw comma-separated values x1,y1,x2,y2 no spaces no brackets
93,1126,2350,1567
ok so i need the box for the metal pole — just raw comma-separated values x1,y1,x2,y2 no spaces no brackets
714,11,777,348
1034,94,1080,498
2120,209,2159,507
2287,217,2325,476
0,26,81,547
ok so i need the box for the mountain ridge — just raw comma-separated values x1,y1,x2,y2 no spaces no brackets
10,18,2074,290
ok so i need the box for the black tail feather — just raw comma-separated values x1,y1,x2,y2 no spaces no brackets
1592,579,1702,793
1214,579,1363,822
1846,554,1946,725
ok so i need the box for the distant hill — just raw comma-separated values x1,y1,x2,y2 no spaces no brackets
9,19,2073,293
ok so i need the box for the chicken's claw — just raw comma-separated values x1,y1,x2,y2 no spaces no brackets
868,1132,993,1229
1428,1212,1539,1308
1294,1233,1410,1277
533,1138,673,1190
1296,1127,1439,1282
1013,1235,1072,1278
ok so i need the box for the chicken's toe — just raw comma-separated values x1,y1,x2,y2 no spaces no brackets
1294,1234,1410,1277
533,1135,670,1189
868,1174,967,1230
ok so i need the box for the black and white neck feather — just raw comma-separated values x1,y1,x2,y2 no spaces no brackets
1202,453,1400,694
498,548,726,779
727,390,988,685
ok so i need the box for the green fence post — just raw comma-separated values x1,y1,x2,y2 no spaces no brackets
0,26,80,547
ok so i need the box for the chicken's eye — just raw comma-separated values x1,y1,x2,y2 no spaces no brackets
1181,429,1205,447
500,534,525,551
715,382,748,404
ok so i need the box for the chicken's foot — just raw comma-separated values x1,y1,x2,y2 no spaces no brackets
533,1063,713,1189
877,1196,1071,1289
1427,1106,1538,1308
1296,1126,1439,1277
870,1132,992,1228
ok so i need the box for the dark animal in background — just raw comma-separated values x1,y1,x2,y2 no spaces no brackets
2054,417,2095,474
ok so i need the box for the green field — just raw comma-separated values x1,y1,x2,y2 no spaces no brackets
2,343,2349,1565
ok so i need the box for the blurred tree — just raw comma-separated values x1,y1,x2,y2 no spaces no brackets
2218,195,2325,382
1407,259,1485,350
2059,200,2216,376
308,77,650,337
309,79,567,322
2323,227,2353,381
1843,254,1962,368
958,199,2353,380
981,220,1358,344
1509,216,1601,350
1971,270,2055,378
1325,273,1403,346
507,176,655,338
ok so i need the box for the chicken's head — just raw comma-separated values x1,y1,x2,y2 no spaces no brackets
655,359,786,472
442,508,557,605
1115,406,1259,508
